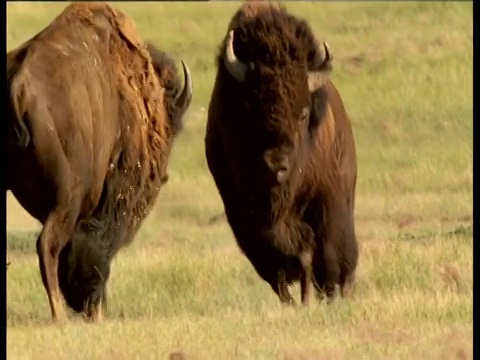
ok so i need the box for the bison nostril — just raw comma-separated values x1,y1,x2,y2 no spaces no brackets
263,150,290,182
276,168,288,183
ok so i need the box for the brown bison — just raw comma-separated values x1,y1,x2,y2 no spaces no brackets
6,2,192,321
205,1,358,305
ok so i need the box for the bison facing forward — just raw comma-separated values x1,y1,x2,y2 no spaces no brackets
205,2,358,305
7,2,192,321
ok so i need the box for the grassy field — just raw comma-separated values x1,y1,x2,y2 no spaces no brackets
6,1,473,359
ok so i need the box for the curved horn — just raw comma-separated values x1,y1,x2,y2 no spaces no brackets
223,30,247,82
307,41,333,93
174,60,193,111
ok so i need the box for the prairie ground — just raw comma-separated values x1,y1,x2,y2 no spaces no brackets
6,1,473,359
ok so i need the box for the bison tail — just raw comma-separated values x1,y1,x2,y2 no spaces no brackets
8,80,32,148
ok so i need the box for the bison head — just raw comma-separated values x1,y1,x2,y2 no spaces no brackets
146,43,193,137
58,230,110,318
223,30,333,185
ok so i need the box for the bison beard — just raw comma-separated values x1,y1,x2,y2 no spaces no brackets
58,219,111,316
205,2,359,306
7,2,192,321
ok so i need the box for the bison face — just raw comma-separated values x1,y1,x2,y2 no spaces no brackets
248,67,313,185
222,30,333,186
58,239,110,316
261,105,311,184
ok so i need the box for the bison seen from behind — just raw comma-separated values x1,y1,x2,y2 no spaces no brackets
6,2,192,321
205,2,358,305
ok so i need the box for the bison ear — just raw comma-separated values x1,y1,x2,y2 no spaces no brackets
307,41,333,92
307,71,331,93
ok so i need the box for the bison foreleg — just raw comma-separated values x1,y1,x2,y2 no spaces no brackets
274,270,295,306
339,215,359,300
311,257,328,302
322,243,340,302
82,266,107,323
83,297,103,323
316,196,351,302
340,271,356,299
299,250,313,306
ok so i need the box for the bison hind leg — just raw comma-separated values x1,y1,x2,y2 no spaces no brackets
37,204,82,322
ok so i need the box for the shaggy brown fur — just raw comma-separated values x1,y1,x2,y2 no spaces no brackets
205,1,358,305
7,2,192,321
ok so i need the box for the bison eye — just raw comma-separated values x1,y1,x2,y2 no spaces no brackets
300,107,309,123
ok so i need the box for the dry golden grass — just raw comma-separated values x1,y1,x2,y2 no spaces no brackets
7,2,472,359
